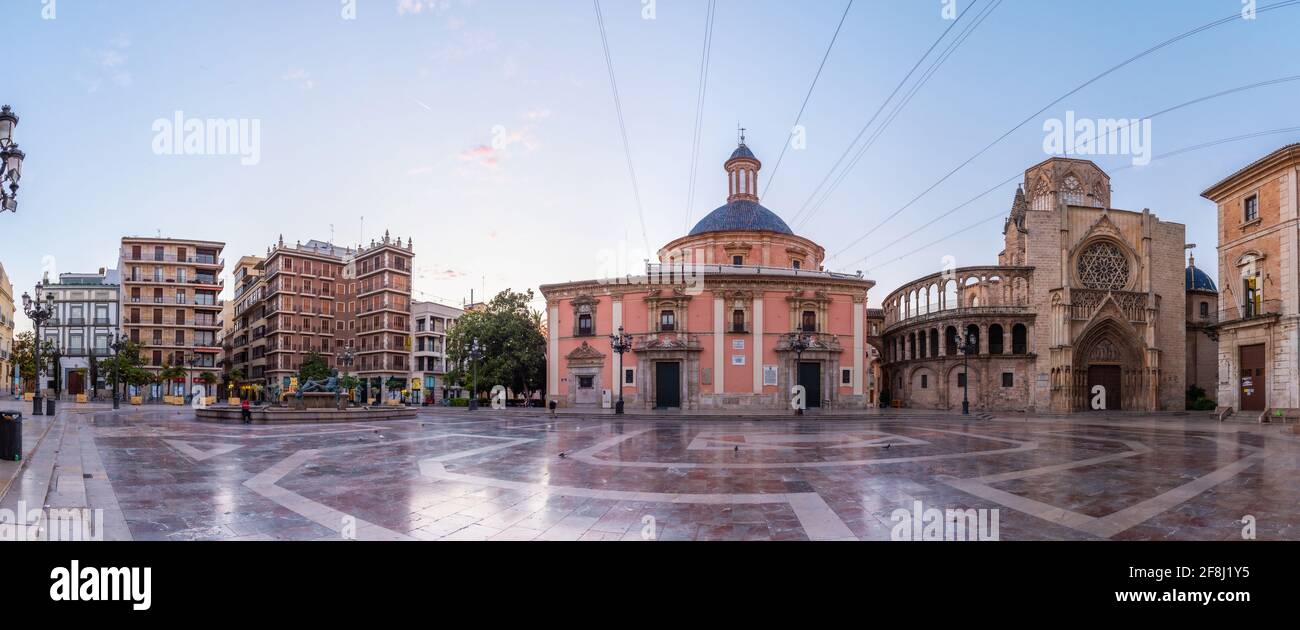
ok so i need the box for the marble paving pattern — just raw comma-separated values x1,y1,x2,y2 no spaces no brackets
3,403,1297,541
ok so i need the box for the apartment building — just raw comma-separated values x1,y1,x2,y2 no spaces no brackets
0,262,14,395
118,237,225,397
353,232,414,401
44,269,121,397
1202,144,1300,416
222,255,266,390
410,300,463,403
222,233,413,401
259,238,350,390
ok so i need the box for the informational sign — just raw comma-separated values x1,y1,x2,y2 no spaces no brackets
731,354,745,366
763,365,778,386
411,378,422,390
732,339,745,350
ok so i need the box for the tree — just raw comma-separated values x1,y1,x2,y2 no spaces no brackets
298,352,331,383
159,364,185,396
199,372,218,396
446,289,547,403
11,332,55,392
99,340,145,400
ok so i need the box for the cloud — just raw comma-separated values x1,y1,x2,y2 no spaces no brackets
457,144,500,169
282,68,315,90
79,36,133,93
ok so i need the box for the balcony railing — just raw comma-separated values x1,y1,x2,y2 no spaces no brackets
120,250,224,267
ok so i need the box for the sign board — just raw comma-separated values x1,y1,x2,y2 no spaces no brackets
763,365,778,386
731,355,746,366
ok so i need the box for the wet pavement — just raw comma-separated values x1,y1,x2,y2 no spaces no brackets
2,401,1297,541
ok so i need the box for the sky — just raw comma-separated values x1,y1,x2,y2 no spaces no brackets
3,0,1298,333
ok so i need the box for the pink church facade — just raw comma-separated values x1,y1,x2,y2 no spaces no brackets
541,142,880,410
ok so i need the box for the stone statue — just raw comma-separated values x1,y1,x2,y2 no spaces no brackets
297,375,340,396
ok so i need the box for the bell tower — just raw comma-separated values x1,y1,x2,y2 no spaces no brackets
725,127,761,203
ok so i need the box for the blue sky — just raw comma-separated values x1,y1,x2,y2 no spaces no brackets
4,0,1298,332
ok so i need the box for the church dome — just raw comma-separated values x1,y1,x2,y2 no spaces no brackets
689,136,792,236
729,143,757,161
1186,265,1216,291
690,199,793,236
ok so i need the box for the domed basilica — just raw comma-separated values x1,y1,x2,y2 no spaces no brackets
541,140,881,410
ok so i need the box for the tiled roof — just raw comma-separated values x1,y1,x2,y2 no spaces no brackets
689,200,793,236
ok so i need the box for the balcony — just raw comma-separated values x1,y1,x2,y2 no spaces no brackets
120,250,224,267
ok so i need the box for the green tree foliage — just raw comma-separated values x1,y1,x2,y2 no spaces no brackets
298,352,331,382
446,289,547,401
11,332,56,389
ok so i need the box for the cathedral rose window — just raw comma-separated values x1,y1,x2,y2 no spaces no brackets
1077,241,1130,290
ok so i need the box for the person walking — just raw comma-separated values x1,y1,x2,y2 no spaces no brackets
241,398,252,425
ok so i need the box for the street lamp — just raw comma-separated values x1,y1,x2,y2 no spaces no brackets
20,286,55,415
184,352,200,403
467,338,482,411
784,332,811,416
608,326,634,414
338,346,355,406
108,332,128,410
959,329,978,415
0,105,25,214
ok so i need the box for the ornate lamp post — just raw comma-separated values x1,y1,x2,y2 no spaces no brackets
0,105,25,214
184,352,200,403
338,346,355,405
784,332,811,416
108,332,127,410
960,330,978,415
467,338,482,411
21,286,55,415
608,326,634,415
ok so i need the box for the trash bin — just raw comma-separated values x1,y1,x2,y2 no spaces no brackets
46,398,56,416
0,411,22,462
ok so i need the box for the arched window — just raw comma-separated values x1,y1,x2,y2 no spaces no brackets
1012,324,1027,354
929,329,939,358
917,331,927,358
909,332,917,360
989,324,1004,354
965,324,981,354
1199,301,1209,318
945,326,958,355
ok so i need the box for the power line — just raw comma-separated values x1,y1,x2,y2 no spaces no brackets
784,0,982,229
845,75,1300,269
795,0,1000,231
593,0,651,255
862,125,1300,276
684,0,718,233
760,0,855,200
829,0,1300,264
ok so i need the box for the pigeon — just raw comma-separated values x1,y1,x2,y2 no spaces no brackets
559,452,567,458
884,443,891,450
734,445,740,452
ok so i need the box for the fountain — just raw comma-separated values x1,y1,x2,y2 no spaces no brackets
195,373,416,424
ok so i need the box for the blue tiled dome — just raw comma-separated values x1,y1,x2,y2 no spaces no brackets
689,200,793,236
729,144,757,161
1186,266,1216,291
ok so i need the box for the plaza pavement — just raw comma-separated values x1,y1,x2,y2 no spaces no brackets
1,399,1297,541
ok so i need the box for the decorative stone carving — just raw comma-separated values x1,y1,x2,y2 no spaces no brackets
1077,241,1130,290
565,341,606,367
